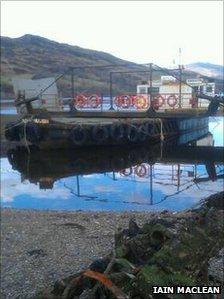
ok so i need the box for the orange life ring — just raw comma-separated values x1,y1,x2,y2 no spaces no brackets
88,94,101,108
120,168,133,176
114,96,121,107
115,95,131,109
75,94,87,108
133,95,148,109
130,95,136,107
151,95,165,110
167,95,178,107
135,164,148,178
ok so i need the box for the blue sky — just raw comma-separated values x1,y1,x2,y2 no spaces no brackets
1,1,223,66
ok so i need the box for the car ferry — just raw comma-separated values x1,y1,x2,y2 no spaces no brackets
4,64,223,150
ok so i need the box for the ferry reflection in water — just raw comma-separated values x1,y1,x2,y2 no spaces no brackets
1,129,223,212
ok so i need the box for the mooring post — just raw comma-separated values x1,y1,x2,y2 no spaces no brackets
109,72,114,110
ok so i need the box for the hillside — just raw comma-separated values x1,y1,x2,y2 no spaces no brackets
1,34,223,99
186,62,224,80
0,34,147,98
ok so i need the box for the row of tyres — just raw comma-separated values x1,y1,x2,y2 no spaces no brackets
179,117,209,131
5,121,154,145
70,122,154,145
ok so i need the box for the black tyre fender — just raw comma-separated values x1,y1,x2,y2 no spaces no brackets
110,123,126,140
126,125,138,143
25,122,42,143
70,125,88,146
143,122,153,137
5,122,21,141
92,125,109,143
138,125,147,142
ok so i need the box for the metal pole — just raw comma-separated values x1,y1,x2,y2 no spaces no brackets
147,63,153,112
150,164,153,205
109,72,114,110
76,175,80,196
179,65,182,108
71,68,77,112
177,164,180,191
149,63,153,99
71,69,75,99
101,92,103,112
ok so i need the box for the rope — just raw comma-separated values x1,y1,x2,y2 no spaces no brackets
4,116,35,153
4,120,23,132
23,120,30,154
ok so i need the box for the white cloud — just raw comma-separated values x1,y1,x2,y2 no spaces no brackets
1,159,70,202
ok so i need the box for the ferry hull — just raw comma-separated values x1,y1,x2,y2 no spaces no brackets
5,116,209,149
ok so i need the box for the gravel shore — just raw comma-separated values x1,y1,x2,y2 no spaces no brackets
1,208,153,299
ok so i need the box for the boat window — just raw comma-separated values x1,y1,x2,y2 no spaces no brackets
206,86,213,93
150,87,160,93
139,87,147,94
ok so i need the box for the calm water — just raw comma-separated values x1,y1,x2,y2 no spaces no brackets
1,117,223,212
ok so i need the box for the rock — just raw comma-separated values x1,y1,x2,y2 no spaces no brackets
33,191,224,299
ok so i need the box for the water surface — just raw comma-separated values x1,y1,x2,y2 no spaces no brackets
1,117,223,212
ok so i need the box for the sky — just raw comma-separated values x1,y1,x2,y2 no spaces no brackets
1,1,223,66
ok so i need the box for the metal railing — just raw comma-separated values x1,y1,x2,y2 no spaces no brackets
69,92,209,112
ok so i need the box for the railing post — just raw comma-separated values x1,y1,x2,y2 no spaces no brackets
109,72,114,110
146,63,153,112
179,65,182,108
101,92,103,112
150,164,153,205
149,63,153,104
71,68,77,112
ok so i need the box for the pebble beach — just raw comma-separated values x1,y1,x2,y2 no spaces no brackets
1,208,152,299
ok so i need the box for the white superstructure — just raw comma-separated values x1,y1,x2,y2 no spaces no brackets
137,76,215,109
12,77,62,115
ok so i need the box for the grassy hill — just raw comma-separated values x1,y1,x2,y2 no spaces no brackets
1,34,223,99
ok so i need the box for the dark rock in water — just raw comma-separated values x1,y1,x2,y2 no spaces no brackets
33,191,224,299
